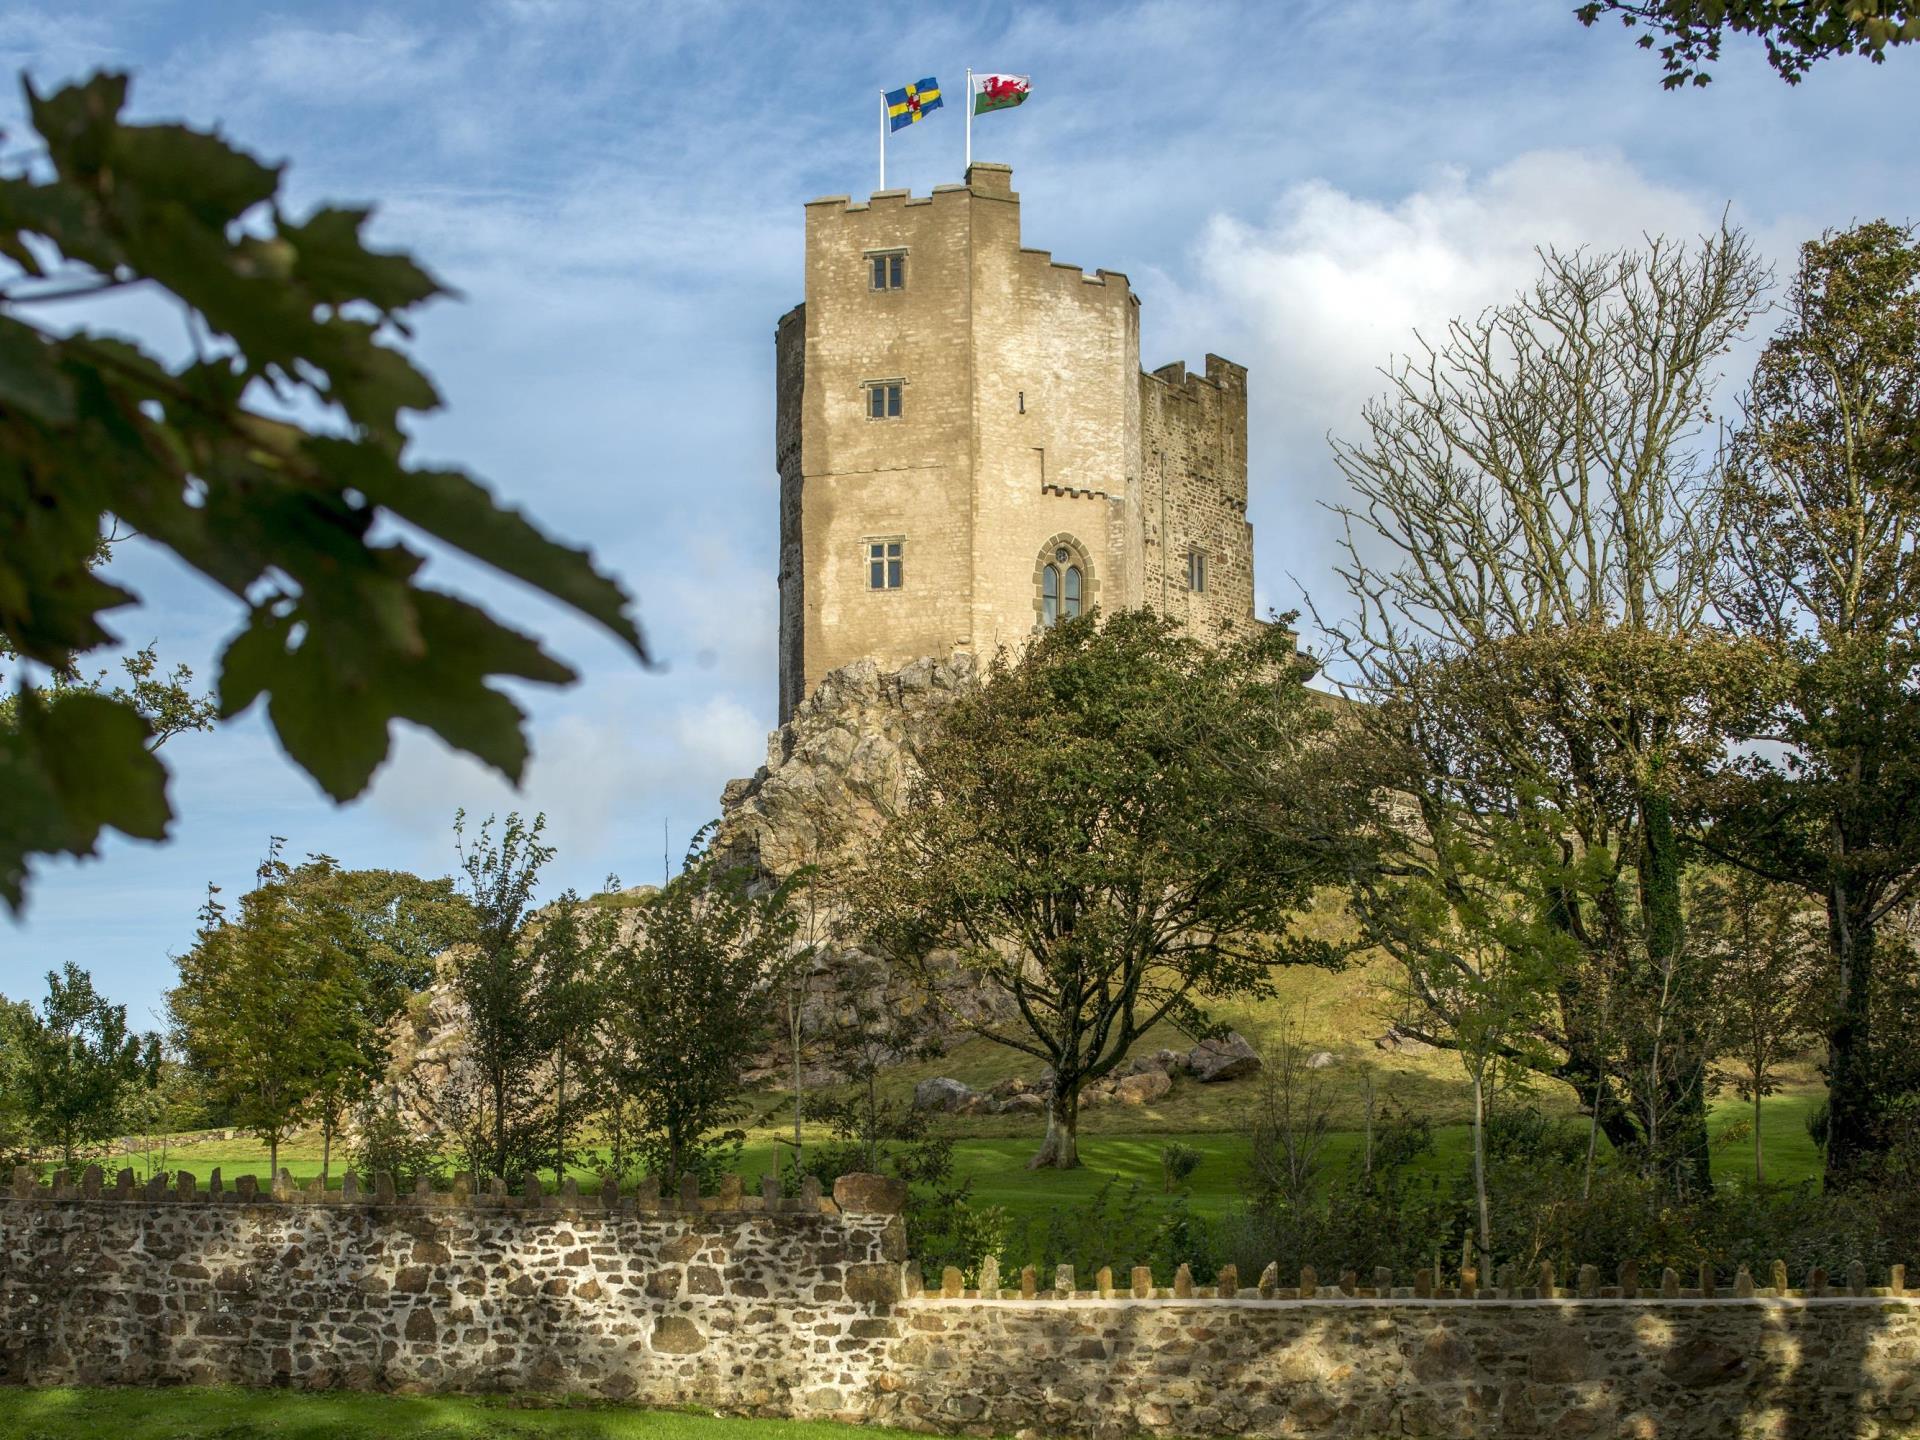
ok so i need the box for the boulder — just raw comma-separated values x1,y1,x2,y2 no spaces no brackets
1188,1032,1261,1083
1000,1093,1046,1115
1123,1053,1172,1079
1112,1070,1173,1105
1306,1050,1338,1070
912,1077,977,1113
1374,1025,1438,1055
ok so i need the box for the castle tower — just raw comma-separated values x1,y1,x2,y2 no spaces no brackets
775,163,1254,722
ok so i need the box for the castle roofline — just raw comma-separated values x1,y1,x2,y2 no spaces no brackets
804,163,1018,214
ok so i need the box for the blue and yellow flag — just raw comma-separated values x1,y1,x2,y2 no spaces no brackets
886,77,943,132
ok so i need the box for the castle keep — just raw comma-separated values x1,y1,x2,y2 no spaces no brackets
775,163,1255,721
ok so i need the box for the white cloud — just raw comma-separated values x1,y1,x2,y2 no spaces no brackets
1157,149,1723,456
1137,148,1765,625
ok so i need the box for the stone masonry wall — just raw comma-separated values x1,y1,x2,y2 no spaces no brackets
6,1166,1918,1439
0,1167,908,1420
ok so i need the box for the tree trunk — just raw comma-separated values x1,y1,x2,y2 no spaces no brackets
1471,1071,1492,1272
1028,1083,1081,1170
790,1000,805,1175
321,1114,332,1188
268,1135,278,1183
1824,893,1877,1186
1640,790,1713,1193
1754,1088,1765,1184
553,1054,567,1189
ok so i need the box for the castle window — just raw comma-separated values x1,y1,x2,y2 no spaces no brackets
1040,545,1084,626
867,538,903,590
1187,547,1208,593
867,381,903,420
868,250,906,290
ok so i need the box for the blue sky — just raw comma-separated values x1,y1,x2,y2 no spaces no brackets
2,0,1915,1025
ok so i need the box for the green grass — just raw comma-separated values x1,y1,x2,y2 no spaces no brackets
0,1388,920,1440
106,1085,1826,1234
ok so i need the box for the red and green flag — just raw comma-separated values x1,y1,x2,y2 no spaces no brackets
971,73,1030,115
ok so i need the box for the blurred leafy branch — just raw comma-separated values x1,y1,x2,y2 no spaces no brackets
0,72,647,913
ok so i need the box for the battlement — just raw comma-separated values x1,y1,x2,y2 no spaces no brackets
1146,352,1248,398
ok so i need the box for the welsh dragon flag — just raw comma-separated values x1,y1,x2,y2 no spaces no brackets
971,73,1030,115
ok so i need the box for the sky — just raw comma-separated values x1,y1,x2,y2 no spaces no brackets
1,0,1915,1025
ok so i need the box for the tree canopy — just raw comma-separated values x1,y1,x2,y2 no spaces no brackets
0,71,646,912
1576,1,1918,87
855,610,1372,1170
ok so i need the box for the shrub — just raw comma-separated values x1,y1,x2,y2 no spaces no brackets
349,1094,448,1194
1160,1141,1203,1192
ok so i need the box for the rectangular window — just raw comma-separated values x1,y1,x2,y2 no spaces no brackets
867,539,904,589
866,381,903,419
868,250,906,290
1187,547,1208,593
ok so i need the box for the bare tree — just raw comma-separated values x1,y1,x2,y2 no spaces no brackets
1319,230,1772,1193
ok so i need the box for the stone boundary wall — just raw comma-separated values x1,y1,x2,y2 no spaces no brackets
0,1165,910,1418
4,1167,1918,1438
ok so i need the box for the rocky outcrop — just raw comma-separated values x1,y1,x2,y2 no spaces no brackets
716,652,978,882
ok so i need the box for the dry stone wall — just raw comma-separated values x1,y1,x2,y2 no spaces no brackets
0,1166,907,1419
4,1167,1918,1439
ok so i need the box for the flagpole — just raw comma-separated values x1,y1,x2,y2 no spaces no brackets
964,68,972,173
878,92,885,190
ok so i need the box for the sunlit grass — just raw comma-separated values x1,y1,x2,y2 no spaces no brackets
0,1387,926,1440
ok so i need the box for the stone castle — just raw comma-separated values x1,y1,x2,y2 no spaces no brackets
774,162,1255,721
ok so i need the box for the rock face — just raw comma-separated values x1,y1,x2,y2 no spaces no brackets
711,653,1007,1058
716,652,977,882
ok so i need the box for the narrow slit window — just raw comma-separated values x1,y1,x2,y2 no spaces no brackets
1064,565,1083,618
1042,564,1059,626
1187,548,1207,593
868,539,903,589
867,382,903,420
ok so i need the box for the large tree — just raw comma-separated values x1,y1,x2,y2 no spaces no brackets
1576,1,1917,87
1713,220,1920,1185
0,71,645,913
1320,231,1770,1192
274,856,471,1182
855,610,1370,1170
18,962,158,1167
169,849,363,1180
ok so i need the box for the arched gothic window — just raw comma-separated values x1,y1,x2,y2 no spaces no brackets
1038,543,1085,628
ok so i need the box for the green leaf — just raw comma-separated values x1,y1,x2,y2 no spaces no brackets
215,608,293,718
0,689,170,913
25,72,129,179
282,206,447,313
263,641,393,803
308,437,648,659
110,123,280,228
0,315,74,423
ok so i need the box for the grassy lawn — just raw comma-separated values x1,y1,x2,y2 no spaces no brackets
84,1085,1825,1233
0,1388,920,1440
